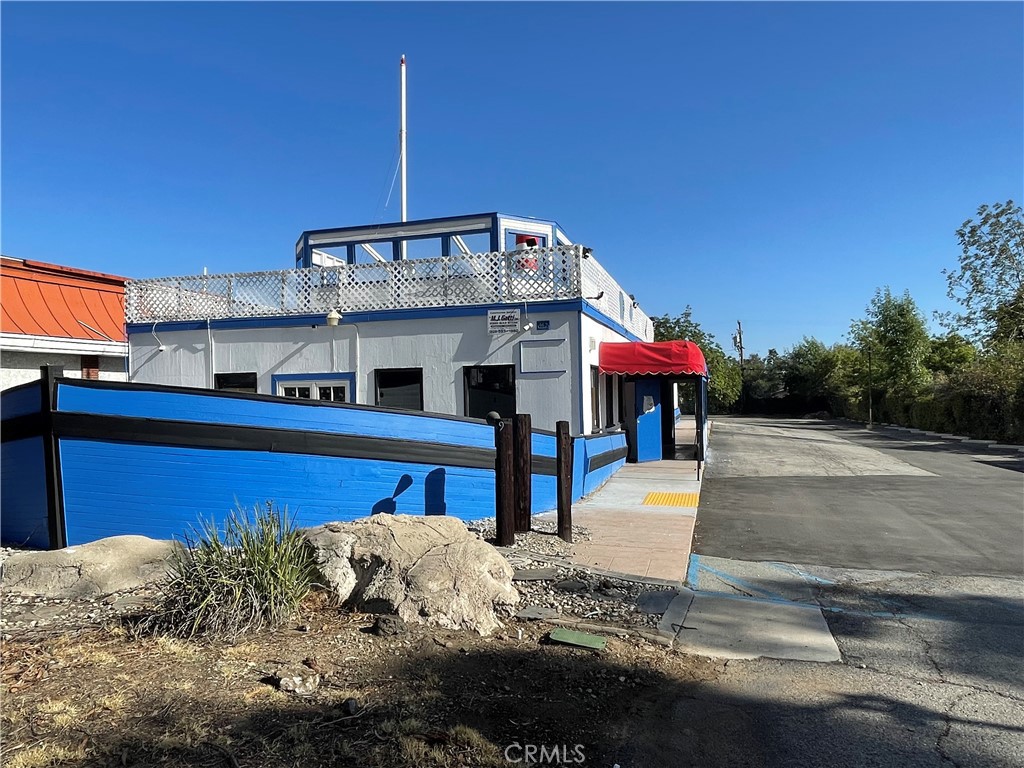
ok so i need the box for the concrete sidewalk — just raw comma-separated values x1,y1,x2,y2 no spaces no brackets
551,418,841,663
567,420,703,583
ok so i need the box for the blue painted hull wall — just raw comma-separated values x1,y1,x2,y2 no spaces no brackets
46,381,580,546
3,382,43,420
57,383,495,449
571,433,627,501
1,437,50,548
58,439,497,545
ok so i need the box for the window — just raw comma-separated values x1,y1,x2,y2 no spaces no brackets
81,355,100,381
279,381,348,403
591,366,601,432
375,368,423,411
464,365,516,420
215,372,257,393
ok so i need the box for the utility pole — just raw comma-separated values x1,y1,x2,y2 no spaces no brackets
867,348,874,429
733,320,745,411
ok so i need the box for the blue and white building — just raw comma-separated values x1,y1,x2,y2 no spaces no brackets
126,213,654,436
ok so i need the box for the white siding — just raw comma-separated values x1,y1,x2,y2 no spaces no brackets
579,314,635,435
129,310,584,433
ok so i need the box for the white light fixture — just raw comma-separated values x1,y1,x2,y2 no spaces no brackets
326,309,342,327
522,322,534,332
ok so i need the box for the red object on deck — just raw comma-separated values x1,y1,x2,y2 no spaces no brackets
598,340,708,377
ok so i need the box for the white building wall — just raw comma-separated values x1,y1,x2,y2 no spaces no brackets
579,314,636,435
1,351,126,390
129,309,585,433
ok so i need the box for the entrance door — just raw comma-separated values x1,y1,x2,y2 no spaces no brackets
464,365,516,420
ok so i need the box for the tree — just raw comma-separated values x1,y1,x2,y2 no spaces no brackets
943,200,1024,345
924,332,977,376
784,338,835,401
652,307,740,411
850,287,930,400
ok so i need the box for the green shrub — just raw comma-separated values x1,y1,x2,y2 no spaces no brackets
151,502,315,639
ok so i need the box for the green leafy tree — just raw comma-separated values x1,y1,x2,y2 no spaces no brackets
743,349,786,400
652,307,740,411
850,287,930,400
925,332,977,376
943,200,1024,345
783,337,835,401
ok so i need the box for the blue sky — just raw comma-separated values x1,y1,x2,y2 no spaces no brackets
2,2,1021,356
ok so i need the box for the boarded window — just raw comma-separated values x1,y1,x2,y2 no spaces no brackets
375,368,423,411
214,372,257,393
81,355,100,380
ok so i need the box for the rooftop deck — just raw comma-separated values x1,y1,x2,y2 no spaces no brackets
126,245,652,340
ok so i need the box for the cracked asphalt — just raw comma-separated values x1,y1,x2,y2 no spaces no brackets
620,417,1024,768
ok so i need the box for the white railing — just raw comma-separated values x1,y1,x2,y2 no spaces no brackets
126,245,652,340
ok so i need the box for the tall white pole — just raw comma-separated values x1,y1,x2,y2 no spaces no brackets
399,54,408,259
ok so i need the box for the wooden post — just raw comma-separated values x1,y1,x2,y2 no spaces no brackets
495,417,515,547
555,420,573,543
513,413,532,533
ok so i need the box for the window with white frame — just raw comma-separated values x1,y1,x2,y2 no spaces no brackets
278,380,349,403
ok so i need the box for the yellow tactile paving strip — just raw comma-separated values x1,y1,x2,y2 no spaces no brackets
642,491,700,507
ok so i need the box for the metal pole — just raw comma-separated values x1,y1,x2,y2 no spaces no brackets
867,349,873,428
399,55,408,260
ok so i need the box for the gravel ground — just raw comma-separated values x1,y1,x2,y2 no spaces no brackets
2,518,675,639
467,517,675,630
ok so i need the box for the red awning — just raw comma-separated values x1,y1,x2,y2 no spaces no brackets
599,340,708,377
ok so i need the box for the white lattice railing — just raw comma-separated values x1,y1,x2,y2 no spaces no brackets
126,245,652,339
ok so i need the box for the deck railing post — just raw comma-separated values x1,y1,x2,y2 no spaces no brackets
513,413,532,533
556,420,573,543
492,415,515,547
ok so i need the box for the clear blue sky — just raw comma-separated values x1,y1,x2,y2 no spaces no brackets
3,2,1021,356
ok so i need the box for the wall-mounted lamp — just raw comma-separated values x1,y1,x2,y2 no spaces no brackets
522,322,534,332
584,291,604,301
582,247,593,259
326,309,342,327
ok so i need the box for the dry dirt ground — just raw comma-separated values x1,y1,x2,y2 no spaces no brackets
1,527,724,768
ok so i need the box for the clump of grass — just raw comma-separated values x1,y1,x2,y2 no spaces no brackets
149,502,314,639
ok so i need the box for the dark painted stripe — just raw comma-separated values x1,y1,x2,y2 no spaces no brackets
587,446,628,472
0,414,46,442
51,412,560,475
533,456,557,476
52,412,496,470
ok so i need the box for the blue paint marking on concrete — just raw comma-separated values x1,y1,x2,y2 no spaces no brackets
686,553,701,587
696,561,792,602
769,561,837,585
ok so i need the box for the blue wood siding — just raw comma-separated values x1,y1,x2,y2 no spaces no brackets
1,437,50,548
572,432,628,500
2,381,42,420
59,439,497,545
56,383,495,449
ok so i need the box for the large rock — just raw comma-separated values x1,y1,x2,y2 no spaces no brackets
1,535,179,598
304,515,518,636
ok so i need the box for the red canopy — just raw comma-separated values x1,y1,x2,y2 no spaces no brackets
599,340,708,377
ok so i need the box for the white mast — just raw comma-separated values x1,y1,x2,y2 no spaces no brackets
399,54,408,259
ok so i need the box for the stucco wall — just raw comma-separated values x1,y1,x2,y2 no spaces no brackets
129,309,588,433
1,351,126,390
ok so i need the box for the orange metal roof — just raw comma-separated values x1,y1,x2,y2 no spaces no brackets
1,257,126,342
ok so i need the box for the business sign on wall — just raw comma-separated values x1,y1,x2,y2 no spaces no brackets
487,309,521,335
